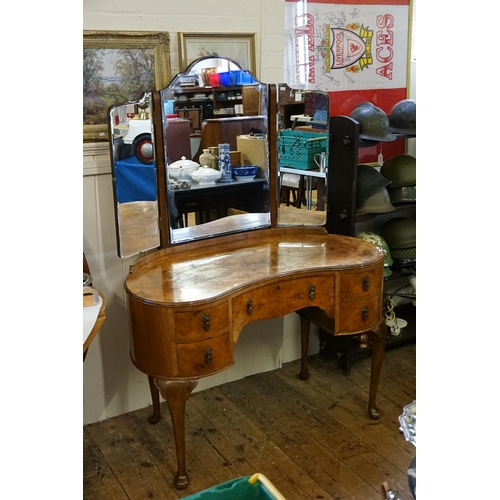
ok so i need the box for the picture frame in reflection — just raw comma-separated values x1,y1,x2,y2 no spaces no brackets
178,33,256,75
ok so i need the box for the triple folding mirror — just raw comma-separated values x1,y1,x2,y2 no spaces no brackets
109,56,329,258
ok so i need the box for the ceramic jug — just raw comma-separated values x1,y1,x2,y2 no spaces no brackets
314,152,327,173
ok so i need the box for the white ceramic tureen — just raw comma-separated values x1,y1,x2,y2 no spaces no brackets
191,165,222,185
168,157,200,181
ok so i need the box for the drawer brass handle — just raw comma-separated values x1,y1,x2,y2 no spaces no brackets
202,314,211,332
361,306,368,321
204,347,212,365
246,299,253,316
308,285,316,300
362,276,369,291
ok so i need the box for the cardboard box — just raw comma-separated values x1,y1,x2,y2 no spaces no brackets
236,135,268,178
229,151,241,166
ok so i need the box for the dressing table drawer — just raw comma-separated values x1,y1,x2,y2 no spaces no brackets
176,333,233,377
174,303,229,342
232,275,335,327
336,294,382,334
337,267,383,299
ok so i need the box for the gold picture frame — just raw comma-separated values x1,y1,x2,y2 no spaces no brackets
178,33,256,75
83,31,171,143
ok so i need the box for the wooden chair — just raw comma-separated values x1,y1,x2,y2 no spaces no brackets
280,172,304,208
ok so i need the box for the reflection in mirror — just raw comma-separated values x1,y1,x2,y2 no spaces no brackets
160,56,271,244
277,84,329,228
109,92,160,258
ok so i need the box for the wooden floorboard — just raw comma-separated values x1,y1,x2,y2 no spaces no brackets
84,343,416,500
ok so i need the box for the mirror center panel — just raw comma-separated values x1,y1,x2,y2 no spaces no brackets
161,56,271,245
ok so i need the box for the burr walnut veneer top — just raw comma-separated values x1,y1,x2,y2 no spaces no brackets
126,227,383,305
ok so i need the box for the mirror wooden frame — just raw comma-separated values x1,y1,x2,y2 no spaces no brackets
178,33,256,74
83,30,171,143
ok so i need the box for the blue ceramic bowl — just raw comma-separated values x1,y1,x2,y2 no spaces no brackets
232,165,259,181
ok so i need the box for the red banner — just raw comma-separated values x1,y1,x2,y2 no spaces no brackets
284,0,411,160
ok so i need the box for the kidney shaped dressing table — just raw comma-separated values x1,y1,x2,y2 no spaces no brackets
107,56,387,489
126,226,384,489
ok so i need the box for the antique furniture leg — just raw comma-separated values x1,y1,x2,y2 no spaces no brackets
155,378,199,490
147,375,162,424
336,335,353,375
298,314,311,380
365,318,387,420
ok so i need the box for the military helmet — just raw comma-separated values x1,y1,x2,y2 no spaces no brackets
380,217,416,249
357,186,395,214
389,99,416,135
391,247,416,260
356,231,393,277
350,102,397,142
356,165,392,208
380,154,416,188
390,248,416,269
389,185,416,204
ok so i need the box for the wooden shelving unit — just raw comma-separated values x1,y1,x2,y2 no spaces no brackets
172,85,259,127
320,115,416,375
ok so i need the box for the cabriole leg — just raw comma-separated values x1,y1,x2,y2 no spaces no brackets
298,315,311,380
147,375,162,424
155,378,199,489
365,319,387,419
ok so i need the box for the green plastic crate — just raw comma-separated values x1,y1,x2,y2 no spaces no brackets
184,473,286,500
278,129,328,170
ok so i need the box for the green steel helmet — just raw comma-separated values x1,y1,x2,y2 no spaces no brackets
389,99,416,135
357,186,395,214
380,154,416,188
356,231,393,277
350,102,397,142
356,165,392,208
389,185,416,204
390,247,416,260
380,217,416,249
390,246,416,269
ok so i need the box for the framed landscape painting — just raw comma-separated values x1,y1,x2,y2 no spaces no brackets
83,31,171,142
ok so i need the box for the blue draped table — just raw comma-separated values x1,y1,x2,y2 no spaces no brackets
114,156,157,203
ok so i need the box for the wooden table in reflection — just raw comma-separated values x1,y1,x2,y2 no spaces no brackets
117,201,160,258
116,203,328,256
169,177,269,228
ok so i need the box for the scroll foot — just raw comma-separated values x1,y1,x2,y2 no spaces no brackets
174,473,189,490
148,412,161,425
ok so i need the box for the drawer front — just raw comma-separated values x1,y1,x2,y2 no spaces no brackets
174,303,229,342
232,275,335,328
336,295,382,334
337,267,383,300
176,334,233,377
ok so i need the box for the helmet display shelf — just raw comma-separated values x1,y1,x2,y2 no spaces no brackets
318,111,416,375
